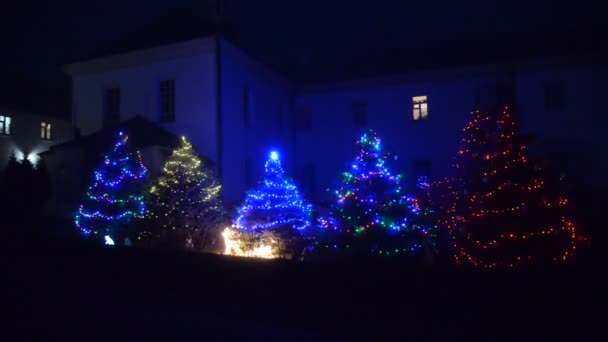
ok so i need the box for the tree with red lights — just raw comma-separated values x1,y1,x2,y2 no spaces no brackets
446,106,582,268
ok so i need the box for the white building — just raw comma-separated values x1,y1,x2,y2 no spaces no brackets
0,107,72,169
60,34,606,210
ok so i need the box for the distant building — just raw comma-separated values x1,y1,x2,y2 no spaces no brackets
59,34,606,214
0,107,72,169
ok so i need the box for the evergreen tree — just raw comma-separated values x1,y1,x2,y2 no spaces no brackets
74,131,148,245
231,151,312,258
331,130,437,257
148,136,226,250
446,106,583,268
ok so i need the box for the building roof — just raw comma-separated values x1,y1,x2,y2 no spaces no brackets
42,115,181,156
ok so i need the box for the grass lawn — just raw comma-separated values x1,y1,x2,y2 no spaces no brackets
2,232,602,340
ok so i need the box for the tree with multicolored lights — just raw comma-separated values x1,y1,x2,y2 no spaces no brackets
331,130,437,257
227,151,312,258
75,131,148,245
445,106,583,268
148,136,226,250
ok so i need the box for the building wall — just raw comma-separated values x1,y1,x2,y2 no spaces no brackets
70,39,219,169
0,109,72,169
516,65,605,189
219,39,294,205
292,63,605,202
293,76,491,203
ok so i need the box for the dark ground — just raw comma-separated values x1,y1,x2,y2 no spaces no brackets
2,228,604,341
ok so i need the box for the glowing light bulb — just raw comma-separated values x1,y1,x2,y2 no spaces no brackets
270,151,279,160
104,235,115,245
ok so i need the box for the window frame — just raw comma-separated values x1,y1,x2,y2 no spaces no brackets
296,105,312,131
543,80,564,112
0,115,11,135
243,86,251,128
103,87,121,126
40,121,52,140
412,95,429,121
159,79,176,123
352,100,368,128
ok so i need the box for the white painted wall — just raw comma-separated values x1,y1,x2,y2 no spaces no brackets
70,38,219,169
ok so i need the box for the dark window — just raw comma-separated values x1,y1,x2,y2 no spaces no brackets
278,102,284,130
412,160,432,178
243,86,251,128
544,80,564,112
302,163,315,196
296,106,312,130
40,122,52,140
103,87,120,126
160,79,175,122
0,115,12,135
352,100,368,127
245,159,253,187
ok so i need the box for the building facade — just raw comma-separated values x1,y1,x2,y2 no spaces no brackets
0,107,72,169
63,35,606,208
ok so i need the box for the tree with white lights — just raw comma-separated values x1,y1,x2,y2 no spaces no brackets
148,136,226,250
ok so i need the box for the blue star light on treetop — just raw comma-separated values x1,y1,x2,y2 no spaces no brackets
234,151,312,231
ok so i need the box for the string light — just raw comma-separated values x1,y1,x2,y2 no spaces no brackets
146,136,225,248
74,130,148,241
228,151,312,258
324,130,437,256
442,106,585,268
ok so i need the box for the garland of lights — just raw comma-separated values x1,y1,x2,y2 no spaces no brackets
146,136,225,249
443,106,584,268
74,131,148,242
234,151,312,232
227,151,312,259
325,130,437,256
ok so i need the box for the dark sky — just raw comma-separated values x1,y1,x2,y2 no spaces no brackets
0,0,597,117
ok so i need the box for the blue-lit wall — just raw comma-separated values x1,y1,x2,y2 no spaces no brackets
291,63,606,202
293,76,490,203
219,40,293,206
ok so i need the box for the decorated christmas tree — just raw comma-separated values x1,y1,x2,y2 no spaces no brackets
148,136,225,250
446,105,583,268
330,130,437,256
75,131,148,245
224,151,312,259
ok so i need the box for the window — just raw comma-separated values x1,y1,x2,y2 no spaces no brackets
103,87,120,126
243,86,251,128
544,80,564,112
41,122,52,140
412,95,428,120
302,163,315,196
412,160,432,178
352,100,368,127
278,102,284,130
245,159,253,187
0,115,11,135
160,79,175,122
296,105,312,130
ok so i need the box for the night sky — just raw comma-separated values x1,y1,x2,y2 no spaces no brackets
0,0,597,118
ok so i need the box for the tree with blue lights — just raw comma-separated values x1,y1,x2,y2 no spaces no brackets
75,131,148,245
331,130,437,256
233,151,312,258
